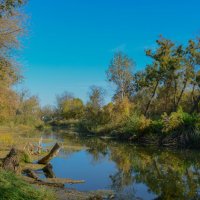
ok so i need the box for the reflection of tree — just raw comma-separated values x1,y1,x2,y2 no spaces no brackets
47,134,200,199
109,170,134,191
108,144,200,200
85,138,109,164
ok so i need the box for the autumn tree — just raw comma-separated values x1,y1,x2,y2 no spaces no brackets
56,92,84,120
0,0,26,123
87,86,105,110
107,52,134,101
15,90,42,125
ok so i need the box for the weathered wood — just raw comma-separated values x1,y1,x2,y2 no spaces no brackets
23,169,64,188
38,143,60,164
23,169,39,180
33,180,64,188
45,178,85,184
43,163,56,178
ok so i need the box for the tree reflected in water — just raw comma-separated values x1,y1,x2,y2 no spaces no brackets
84,138,200,199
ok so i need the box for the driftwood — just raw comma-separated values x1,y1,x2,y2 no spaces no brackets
33,180,64,188
45,178,85,184
24,168,84,188
23,169,40,180
24,137,43,155
23,169,64,188
2,148,20,172
38,143,60,164
42,163,56,178
23,142,35,155
42,163,85,184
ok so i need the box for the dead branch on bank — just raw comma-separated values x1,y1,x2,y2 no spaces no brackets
38,143,60,164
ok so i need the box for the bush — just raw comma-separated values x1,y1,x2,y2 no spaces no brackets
149,119,163,134
161,107,199,133
122,113,151,137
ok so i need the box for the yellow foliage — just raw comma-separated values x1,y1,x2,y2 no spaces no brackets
161,108,183,132
114,97,134,119
138,115,151,131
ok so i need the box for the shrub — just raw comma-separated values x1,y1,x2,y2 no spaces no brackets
161,107,199,133
123,113,151,136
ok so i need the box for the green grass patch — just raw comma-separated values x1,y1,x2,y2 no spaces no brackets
0,170,56,200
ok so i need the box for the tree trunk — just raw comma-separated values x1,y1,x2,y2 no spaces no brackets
38,143,60,164
23,169,64,188
176,80,187,110
173,80,177,111
43,163,56,178
190,94,200,113
145,81,159,116
2,148,20,172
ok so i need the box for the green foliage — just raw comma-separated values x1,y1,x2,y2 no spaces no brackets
0,0,26,17
149,119,163,134
106,52,135,101
161,107,199,133
43,37,200,148
122,113,151,136
61,98,84,120
15,93,43,127
20,152,31,163
0,170,56,200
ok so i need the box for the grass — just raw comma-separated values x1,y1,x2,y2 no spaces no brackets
0,170,56,200
0,126,57,200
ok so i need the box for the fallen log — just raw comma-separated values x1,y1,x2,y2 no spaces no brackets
23,169,40,180
45,177,85,184
33,180,64,188
38,143,60,164
43,163,56,178
23,169,64,188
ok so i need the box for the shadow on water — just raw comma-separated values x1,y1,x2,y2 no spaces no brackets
42,132,200,200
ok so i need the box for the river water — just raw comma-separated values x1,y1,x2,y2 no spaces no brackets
41,132,200,200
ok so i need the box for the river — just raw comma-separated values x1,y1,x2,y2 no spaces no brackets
40,132,200,200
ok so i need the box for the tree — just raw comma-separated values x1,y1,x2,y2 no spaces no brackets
106,52,134,101
56,91,74,112
61,98,84,120
16,90,42,126
88,86,105,110
0,0,26,124
56,91,84,120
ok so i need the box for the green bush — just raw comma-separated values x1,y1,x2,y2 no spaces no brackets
122,113,151,136
161,107,199,133
149,119,163,134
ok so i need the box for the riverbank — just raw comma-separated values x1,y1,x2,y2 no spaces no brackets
0,126,114,200
29,130,200,200
49,109,200,150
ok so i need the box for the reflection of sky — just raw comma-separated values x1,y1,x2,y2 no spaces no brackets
51,150,115,191
49,149,157,200
38,134,200,199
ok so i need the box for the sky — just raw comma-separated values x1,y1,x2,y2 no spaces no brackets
17,0,200,106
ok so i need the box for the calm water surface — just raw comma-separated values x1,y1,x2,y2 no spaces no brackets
41,132,200,200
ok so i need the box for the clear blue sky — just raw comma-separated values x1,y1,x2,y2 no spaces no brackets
18,0,200,106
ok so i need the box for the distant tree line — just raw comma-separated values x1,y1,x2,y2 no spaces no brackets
47,36,200,148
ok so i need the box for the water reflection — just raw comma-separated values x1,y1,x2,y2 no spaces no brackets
43,133,200,200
